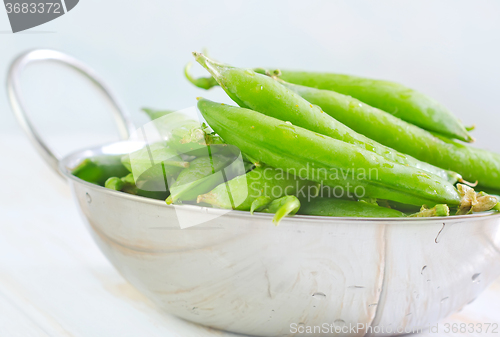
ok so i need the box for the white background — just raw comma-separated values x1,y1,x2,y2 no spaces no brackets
1,0,500,153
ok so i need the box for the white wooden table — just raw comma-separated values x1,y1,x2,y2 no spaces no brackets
2,135,499,337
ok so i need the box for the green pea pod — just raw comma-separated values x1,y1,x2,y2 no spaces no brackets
184,62,219,90
298,197,405,218
410,204,450,217
268,70,473,143
122,143,189,172
250,196,272,214
144,108,225,157
192,53,461,185
260,195,301,225
281,81,500,189
197,166,319,210
122,142,189,192
167,152,244,204
72,155,130,186
197,98,462,207
104,177,124,191
184,63,471,142
104,173,169,200
386,200,421,213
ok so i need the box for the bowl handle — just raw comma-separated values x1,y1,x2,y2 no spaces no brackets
6,49,136,179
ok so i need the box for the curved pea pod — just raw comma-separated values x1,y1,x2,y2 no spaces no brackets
260,195,301,225
167,150,245,204
281,82,500,189
72,155,130,186
193,53,461,185
197,166,318,210
122,142,189,192
266,70,473,143
250,196,272,214
298,197,405,218
198,98,463,207
184,62,219,90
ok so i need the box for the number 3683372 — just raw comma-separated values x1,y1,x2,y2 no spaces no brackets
5,2,61,14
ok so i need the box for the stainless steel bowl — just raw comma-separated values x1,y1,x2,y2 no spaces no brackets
8,50,500,337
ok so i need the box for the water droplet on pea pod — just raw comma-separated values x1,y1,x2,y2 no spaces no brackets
276,123,297,138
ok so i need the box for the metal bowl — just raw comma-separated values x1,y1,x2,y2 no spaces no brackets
9,50,500,337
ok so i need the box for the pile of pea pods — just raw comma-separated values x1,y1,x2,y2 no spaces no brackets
72,52,500,224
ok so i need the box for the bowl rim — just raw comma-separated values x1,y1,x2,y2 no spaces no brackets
59,140,500,224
